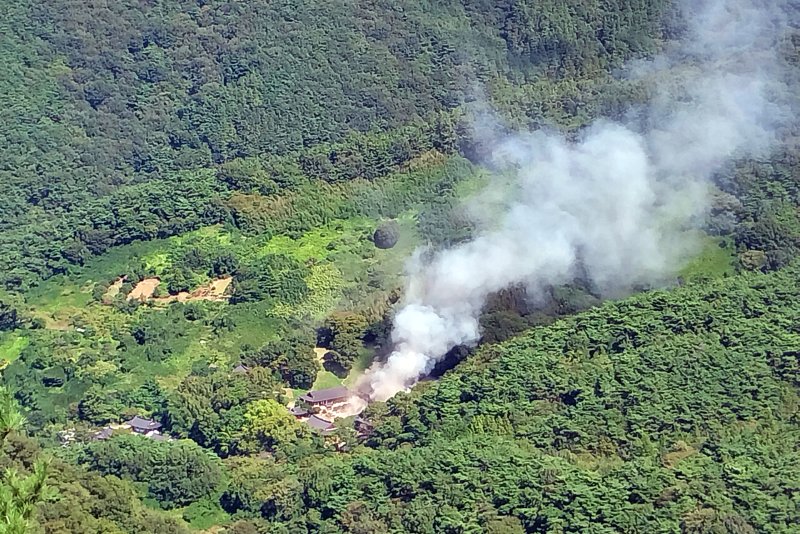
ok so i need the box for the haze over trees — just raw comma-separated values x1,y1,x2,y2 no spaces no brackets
0,0,798,532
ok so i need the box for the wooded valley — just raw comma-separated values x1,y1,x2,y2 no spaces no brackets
0,0,798,532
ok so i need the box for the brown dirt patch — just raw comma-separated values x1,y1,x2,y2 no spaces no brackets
209,276,232,297
127,278,161,301
151,276,233,304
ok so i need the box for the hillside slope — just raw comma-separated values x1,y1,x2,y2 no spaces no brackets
0,0,673,288
311,265,800,532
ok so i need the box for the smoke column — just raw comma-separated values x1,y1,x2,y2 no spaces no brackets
360,0,793,402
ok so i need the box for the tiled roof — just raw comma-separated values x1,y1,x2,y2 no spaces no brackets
306,415,335,431
126,416,162,431
299,386,350,403
93,427,114,440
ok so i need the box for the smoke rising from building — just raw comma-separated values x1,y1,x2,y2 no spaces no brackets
359,0,793,401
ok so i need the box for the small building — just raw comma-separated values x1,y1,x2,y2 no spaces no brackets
146,431,169,442
299,386,350,407
93,427,114,441
306,414,335,433
126,416,162,434
290,406,309,418
232,363,250,375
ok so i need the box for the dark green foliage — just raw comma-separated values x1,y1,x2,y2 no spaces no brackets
479,310,531,344
319,312,369,374
499,0,670,76
166,367,282,456
232,255,310,305
0,387,191,533
0,0,676,289
2,0,800,531
341,265,800,532
719,153,800,271
197,264,800,533
125,379,168,416
0,298,21,331
244,334,319,389
82,434,225,508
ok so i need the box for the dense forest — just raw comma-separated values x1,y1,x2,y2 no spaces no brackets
1,0,674,290
0,0,798,532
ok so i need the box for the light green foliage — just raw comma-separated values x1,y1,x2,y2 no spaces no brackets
0,335,28,364
0,461,50,534
181,498,230,530
241,400,309,454
270,264,346,321
0,388,50,534
312,371,346,392
679,233,736,282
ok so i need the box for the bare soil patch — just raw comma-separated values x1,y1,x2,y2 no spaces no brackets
122,276,232,304
127,278,161,301
151,276,233,304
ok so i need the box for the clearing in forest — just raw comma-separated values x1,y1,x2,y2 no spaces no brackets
127,278,161,300
127,276,233,303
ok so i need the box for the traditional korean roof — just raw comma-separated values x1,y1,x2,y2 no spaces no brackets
232,364,250,374
299,386,350,404
93,427,114,440
306,415,335,432
355,416,373,428
290,406,309,417
126,416,162,432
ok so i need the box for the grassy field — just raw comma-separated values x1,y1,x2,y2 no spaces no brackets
0,333,29,363
679,233,736,282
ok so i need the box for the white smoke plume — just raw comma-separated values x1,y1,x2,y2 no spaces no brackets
360,0,793,401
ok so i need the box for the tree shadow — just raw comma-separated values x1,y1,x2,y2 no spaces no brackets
322,352,349,378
